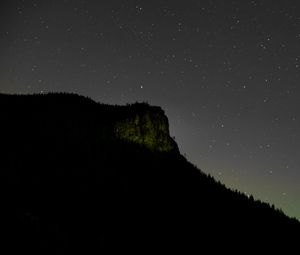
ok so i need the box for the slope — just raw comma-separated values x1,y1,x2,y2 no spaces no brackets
0,93,298,253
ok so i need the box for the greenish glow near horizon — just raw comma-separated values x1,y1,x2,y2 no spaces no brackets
198,161,300,221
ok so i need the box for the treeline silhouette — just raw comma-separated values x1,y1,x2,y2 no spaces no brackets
0,92,298,253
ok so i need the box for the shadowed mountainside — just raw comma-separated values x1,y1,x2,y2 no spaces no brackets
0,92,298,253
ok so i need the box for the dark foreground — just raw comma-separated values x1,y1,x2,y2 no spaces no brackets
0,93,298,253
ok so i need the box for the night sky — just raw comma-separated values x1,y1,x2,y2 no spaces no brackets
1,0,299,219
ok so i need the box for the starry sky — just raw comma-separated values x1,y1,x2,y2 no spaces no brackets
1,0,299,220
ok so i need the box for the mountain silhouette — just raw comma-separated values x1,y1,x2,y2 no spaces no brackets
0,92,298,253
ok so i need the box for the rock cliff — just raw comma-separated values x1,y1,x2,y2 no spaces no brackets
113,103,179,153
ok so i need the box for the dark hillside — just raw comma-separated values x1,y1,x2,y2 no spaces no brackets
0,93,298,253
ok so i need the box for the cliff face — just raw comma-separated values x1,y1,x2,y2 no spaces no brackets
113,104,179,153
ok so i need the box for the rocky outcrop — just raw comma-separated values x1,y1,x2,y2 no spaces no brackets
113,103,179,153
